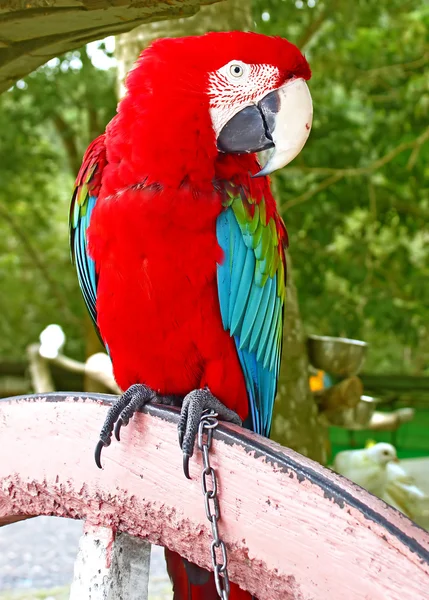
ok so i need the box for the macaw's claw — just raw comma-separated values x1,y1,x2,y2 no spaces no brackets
95,386,183,469
114,386,156,442
178,388,242,479
94,383,156,469
94,439,108,469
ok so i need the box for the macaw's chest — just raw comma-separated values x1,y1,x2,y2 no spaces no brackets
87,185,239,395
90,184,224,300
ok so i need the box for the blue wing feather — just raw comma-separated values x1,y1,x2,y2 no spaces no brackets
74,195,98,324
216,214,232,329
239,284,264,348
230,247,254,335
234,339,261,434
69,135,106,341
248,278,273,354
216,196,286,437
228,229,247,317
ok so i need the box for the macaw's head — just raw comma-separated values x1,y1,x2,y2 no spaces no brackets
112,31,312,187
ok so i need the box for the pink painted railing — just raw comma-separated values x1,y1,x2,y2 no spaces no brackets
1,393,428,599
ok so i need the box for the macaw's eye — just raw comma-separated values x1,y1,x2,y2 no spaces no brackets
229,64,244,78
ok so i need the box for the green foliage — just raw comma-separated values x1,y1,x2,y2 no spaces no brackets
0,47,116,360
253,0,429,373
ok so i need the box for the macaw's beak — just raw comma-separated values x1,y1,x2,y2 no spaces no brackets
216,77,313,177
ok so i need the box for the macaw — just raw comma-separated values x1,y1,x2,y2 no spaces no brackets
70,31,312,600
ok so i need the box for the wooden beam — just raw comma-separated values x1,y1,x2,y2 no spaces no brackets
0,0,221,94
26,343,55,393
0,393,428,599
361,373,429,393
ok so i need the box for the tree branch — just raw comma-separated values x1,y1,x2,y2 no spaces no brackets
88,105,101,142
297,9,328,50
283,125,429,210
82,47,102,140
27,343,55,394
282,173,343,211
295,125,429,175
407,126,429,170
364,52,429,77
52,113,81,175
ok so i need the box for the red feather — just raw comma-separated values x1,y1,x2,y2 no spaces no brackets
76,32,309,599
89,175,250,419
165,549,253,600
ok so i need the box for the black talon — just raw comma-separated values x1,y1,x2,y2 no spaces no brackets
95,440,107,469
114,418,124,442
94,383,157,469
177,388,242,478
183,454,191,480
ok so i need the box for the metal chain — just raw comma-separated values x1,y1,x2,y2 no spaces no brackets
198,410,230,600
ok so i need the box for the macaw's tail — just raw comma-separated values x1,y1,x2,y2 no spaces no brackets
165,548,254,600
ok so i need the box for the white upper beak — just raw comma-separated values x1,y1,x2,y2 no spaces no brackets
256,78,313,177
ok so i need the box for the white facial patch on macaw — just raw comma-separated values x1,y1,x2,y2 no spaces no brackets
208,61,280,137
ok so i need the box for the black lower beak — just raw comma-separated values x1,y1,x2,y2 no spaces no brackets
216,90,280,154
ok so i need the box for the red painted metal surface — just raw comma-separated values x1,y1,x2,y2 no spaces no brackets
1,393,428,599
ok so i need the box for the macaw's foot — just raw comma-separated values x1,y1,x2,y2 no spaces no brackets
95,384,181,468
178,388,242,479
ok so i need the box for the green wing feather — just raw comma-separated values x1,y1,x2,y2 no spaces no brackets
216,184,286,435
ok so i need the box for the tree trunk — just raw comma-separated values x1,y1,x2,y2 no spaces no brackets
84,314,108,393
272,253,327,463
115,5,327,464
116,0,252,95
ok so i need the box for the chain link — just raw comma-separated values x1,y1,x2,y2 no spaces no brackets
198,410,230,600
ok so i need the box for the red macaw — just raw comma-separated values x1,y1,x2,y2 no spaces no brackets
70,31,312,600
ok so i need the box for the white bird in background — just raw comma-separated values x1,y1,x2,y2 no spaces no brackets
384,461,429,529
333,442,429,529
333,442,398,497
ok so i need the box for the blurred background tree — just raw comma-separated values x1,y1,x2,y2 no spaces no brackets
0,0,427,439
